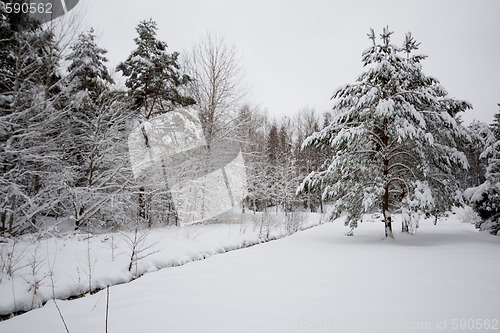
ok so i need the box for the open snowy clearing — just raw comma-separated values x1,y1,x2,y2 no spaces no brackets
1,214,499,333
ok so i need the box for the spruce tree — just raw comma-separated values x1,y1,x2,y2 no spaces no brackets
491,104,500,140
460,120,494,189
298,27,471,238
64,28,131,230
65,28,115,183
66,28,114,98
465,104,500,235
266,123,279,209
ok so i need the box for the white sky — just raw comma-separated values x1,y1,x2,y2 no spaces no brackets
79,0,499,124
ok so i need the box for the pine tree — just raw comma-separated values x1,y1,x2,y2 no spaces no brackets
64,28,131,230
265,123,279,209
459,120,493,189
65,28,115,185
298,27,471,238
465,104,500,235
117,19,194,227
294,109,324,213
491,104,500,140
117,19,194,119
66,28,114,98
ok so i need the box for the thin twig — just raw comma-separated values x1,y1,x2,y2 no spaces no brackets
105,285,110,333
53,298,70,333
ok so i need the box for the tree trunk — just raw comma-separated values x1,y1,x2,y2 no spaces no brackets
384,216,393,238
31,175,40,226
8,196,16,234
382,171,393,238
139,121,151,227
382,163,393,238
146,193,152,228
138,186,146,221
74,206,85,230
1,210,6,233
382,117,393,238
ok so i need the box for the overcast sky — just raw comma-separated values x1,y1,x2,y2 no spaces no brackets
79,0,499,124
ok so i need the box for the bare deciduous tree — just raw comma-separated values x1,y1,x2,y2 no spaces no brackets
184,32,247,149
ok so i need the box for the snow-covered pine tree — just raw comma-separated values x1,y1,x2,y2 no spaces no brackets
66,28,114,100
64,28,132,230
459,120,494,189
117,19,194,119
266,123,280,210
465,104,500,235
294,109,325,213
117,19,194,227
491,104,500,140
297,27,471,238
65,28,115,186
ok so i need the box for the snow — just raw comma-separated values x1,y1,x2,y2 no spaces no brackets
0,211,321,317
1,211,499,333
425,132,435,145
375,98,395,116
464,181,490,204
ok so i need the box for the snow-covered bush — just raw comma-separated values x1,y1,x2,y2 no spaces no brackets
476,215,500,236
285,212,304,235
457,206,482,225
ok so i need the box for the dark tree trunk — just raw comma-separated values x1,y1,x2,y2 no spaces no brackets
138,186,146,221
382,117,393,238
74,206,85,230
384,216,393,238
1,210,5,233
402,221,409,233
383,159,393,238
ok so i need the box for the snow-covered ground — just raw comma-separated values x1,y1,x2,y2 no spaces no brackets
0,211,321,317
1,210,499,333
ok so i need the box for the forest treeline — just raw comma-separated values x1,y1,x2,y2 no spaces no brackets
1,7,498,237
